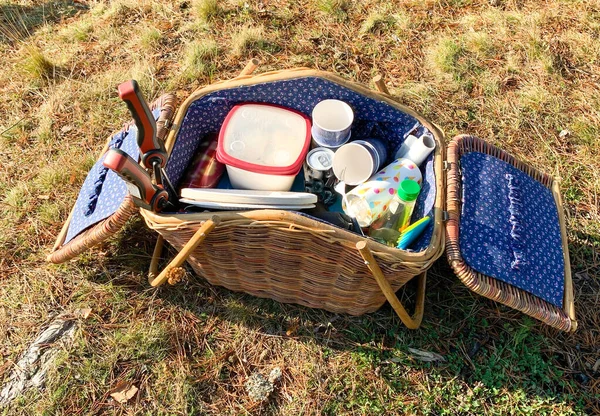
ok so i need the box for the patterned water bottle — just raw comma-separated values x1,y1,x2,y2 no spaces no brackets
342,158,422,227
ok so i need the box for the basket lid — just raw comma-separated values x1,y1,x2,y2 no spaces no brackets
445,134,576,332
48,93,176,264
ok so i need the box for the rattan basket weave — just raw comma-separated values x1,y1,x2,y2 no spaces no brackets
141,69,446,323
446,135,576,332
48,94,176,264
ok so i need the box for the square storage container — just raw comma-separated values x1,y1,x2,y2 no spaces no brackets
216,103,311,191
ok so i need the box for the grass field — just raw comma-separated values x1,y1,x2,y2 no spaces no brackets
1,0,599,414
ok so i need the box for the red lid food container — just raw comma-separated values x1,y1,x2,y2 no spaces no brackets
216,103,311,191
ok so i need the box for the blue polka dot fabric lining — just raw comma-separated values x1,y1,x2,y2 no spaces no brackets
64,109,161,244
459,152,565,307
166,77,437,251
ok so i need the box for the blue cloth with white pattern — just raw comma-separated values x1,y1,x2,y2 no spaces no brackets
64,109,160,244
166,77,436,251
459,152,565,307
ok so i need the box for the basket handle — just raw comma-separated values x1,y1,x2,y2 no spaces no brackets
148,216,220,287
237,58,260,77
372,74,391,95
356,241,426,329
148,234,165,282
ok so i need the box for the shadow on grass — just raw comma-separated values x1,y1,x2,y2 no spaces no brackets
0,1,85,43
82,219,598,414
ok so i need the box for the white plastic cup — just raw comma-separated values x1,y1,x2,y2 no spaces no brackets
356,138,388,170
312,130,351,150
311,100,354,147
332,138,388,186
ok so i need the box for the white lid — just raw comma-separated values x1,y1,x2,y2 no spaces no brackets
218,104,311,174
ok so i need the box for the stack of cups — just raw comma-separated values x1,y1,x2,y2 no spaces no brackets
311,100,354,149
309,99,429,230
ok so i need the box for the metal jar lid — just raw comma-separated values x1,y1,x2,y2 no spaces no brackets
306,147,334,171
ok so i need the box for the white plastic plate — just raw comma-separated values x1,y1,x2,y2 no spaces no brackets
179,198,315,211
180,188,317,205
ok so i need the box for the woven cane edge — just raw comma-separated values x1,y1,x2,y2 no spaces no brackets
48,195,138,263
445,134,576,332
144,215,431,315
142,209,444,270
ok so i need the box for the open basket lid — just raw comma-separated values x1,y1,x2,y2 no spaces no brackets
444,134,576,332
48,93,176,264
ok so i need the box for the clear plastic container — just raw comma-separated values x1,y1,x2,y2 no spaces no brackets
216,103,311,191
369,179,421,247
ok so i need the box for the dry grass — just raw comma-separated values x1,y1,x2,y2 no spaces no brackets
21,46,57,81
316,0,352,21
181,39,219,81
192,0,220,22
359,9,396,35
139,26,162,50
1,0,599,414
231,25,272,57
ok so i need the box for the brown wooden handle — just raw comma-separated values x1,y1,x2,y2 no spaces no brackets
238,58,260,77
552,179,577,329
52,208,75,252
150,216,220,287
372,74,390,95
148,234,165,283
356,241,426,329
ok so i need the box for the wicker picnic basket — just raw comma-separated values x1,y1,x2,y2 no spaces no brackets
48,94,176,263
49,63,576,332
140,68,447,329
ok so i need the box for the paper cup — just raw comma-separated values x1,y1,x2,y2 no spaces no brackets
342,158,423,227
332,138,388,186
354,138,388,169
312,128,351,150
333,142,376,186
311,100,354,147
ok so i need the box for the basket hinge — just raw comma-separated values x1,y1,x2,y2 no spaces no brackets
165,118,179,131
444,160,460,171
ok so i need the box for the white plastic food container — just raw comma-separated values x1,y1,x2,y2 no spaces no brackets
216,103,312,191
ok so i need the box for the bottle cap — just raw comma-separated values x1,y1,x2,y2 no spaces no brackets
397,179,421,202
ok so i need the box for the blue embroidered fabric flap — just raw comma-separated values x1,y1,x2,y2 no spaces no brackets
459,152,565,307
63,108,161,245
